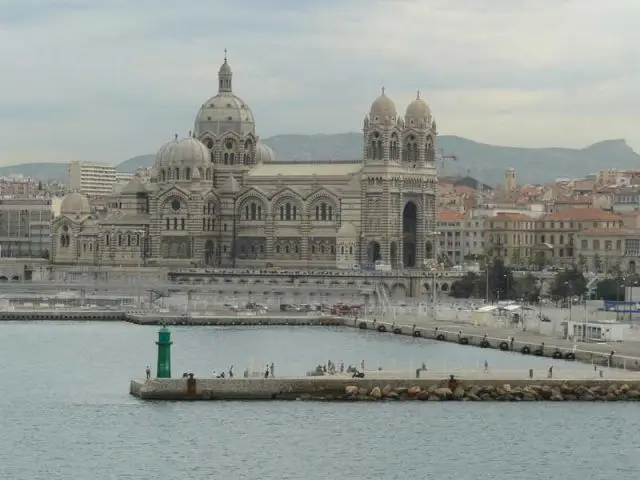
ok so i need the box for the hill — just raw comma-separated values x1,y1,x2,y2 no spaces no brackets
2,135,639,184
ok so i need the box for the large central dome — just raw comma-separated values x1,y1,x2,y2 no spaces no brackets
194,53,256,137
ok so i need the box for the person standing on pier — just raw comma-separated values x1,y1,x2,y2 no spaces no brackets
360,359,365,371
264,364,269,378
270,362,275,377
340,361,344,374
229,365,234,378
145,365,151,381
547,365,554,378
484,360,489,373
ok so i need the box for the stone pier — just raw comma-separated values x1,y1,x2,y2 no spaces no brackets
130,375,640,402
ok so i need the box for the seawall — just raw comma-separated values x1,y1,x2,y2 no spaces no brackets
130,377,640,402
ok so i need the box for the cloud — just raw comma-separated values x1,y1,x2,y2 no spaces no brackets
0,0,638,164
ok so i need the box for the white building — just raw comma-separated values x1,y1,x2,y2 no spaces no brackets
68,161,117,197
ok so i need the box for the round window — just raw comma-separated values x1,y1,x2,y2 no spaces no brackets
171,199,181,211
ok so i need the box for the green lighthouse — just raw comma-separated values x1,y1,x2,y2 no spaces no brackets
155,326,173,378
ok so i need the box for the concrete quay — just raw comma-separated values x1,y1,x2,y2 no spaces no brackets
130,376,640,402
351,318,640,371
0,309,124,321
125,312,343,326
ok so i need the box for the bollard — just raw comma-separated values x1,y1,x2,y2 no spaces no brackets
187,373,196,395
599,369,603,378
416,368,421,379
529,369,533,379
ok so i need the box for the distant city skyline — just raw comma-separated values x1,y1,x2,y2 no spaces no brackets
0,0,638,165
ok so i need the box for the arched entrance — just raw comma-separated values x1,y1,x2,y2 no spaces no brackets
403,202,417,267
367,240,381,264
204,240,215,265
390,242,397,268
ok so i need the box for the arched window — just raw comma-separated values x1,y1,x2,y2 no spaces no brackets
118,234,122,247
127,234,131,247
224,153,230,165
349,246,353,255
185,167,191,180
60,235,66,247
166,218,170,230
181,218,185,230
173,218,177,230
285,245,290,254
135,235,140,247
161,170,166,182
203,218,206,231
245,205,249,220
174,168,180,180
250,203,257,220
105,233,110,246
341,246,345,255
280,205,285,221
276,245,280,254
330,245,335,254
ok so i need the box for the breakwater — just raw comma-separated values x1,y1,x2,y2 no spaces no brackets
130,377,640,402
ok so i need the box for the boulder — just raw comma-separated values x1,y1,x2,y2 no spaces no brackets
502,384,512,393
620,384,630,394
358,387,368,396
466,393,481,401
606,393,618,401
385,391,399,400
539,387,553,400
453,386,465,399
522,393,537,401
407,386,421,397
427,395,440,401
607,384,618,395
627,390,640,399
417,390,431,401
370,386,382,399
345,385,359,396
434,387,453,400
560,384,574,395
382,385,393,396
393,387,409,395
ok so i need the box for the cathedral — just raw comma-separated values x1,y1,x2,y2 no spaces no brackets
51,54,439,269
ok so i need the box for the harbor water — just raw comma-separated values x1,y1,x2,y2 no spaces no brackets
1,322,639,479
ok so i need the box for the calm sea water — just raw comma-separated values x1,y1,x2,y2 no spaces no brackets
0,322,639,480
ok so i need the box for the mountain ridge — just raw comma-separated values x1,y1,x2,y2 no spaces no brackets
2,135,638,185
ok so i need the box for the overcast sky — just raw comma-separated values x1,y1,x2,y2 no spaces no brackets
0,0,638,165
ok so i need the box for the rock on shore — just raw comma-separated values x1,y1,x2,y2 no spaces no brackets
330,383,640,402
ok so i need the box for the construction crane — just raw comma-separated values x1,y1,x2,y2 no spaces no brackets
437,149,458,176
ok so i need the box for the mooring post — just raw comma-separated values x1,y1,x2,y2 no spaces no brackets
156,326,173,378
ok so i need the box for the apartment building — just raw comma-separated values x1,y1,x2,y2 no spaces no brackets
484,213,536,266
0,198,53,258
534,208,623,266
68,161,117,197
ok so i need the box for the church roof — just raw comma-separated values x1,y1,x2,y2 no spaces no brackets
120,176,148,195
247,162,362,178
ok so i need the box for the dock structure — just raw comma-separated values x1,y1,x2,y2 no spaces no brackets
129,375,640,402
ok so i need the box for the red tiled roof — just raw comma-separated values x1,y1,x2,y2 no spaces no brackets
437,211,465,221
488,212,534,221
540,208,621,221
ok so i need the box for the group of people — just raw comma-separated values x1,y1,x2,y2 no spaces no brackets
212,362,276,378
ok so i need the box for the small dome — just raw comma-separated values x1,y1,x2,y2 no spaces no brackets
155,137,209,170
121,176,148,195
61,192,91,216
219,60,232,75
337,222,357,238
255,142,276,164
405,96,431,120
370,90,397,119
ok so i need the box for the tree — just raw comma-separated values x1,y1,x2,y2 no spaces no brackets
531,251,546,270
577,253,587,272
486,257,517,301
594,254,602,273
595,277,625,301
549,267,587,301
449,273,479,299
515,272,540,303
